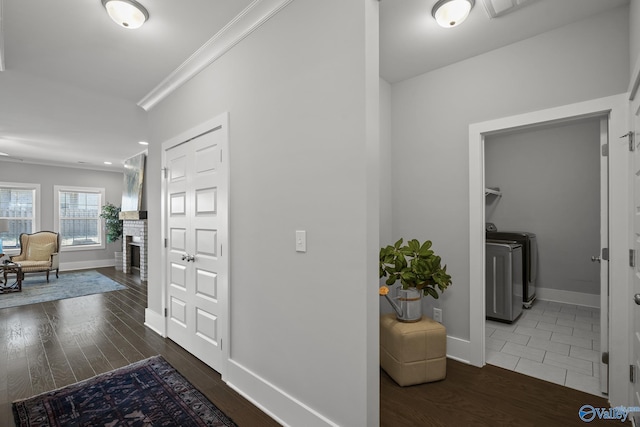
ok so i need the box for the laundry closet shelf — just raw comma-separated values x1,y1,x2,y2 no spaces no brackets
485,187,502,197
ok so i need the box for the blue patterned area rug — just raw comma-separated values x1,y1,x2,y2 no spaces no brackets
0,270,126,310
13,355,238,426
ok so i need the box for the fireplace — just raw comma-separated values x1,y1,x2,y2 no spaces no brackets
121,215,148,281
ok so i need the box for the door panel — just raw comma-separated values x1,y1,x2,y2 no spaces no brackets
599,118,609,395
165,123,228,373
631,105,640,419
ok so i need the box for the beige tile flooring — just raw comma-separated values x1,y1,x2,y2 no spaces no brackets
486,299,604,397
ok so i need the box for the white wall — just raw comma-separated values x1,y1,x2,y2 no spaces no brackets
0,160,123,269
485,119,601,298
380,78,392,246
631,0,640,76
391,5,629,342
146,1,379,426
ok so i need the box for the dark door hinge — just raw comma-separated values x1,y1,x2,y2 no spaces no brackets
602,248,609,261
631,364,636,383
602,144,608,157
631,249,637,268
164,308,168,318
602,352,609,365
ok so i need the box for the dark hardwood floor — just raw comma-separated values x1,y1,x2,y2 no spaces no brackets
0,268,627,426
0,268,279,426
381,356,625,427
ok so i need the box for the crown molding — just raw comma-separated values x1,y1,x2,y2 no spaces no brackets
137,0,294,111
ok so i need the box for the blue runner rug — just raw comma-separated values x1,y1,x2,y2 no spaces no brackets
13,355,238,426
0,270,125,310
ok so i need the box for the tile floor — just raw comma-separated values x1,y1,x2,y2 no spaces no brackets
486,299,604,397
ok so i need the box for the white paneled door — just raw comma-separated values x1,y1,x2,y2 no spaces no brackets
598,117,609,396
164,118,228,374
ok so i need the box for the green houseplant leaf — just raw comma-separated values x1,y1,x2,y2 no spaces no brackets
379,238,452,298
100,203,123,243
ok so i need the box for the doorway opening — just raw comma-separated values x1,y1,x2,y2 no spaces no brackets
482,116,607,396
468,94,629,405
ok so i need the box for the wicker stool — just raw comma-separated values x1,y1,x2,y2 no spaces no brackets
380,313,447,386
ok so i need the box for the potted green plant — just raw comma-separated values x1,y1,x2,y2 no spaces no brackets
100,203,123,243
379,238,452,322
100,203,123,270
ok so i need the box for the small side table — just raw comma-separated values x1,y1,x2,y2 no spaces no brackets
1,263,23,293
380,313,447,386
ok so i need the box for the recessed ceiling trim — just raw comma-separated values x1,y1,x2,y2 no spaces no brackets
138,0,294,111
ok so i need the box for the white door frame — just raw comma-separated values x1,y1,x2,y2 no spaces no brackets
628,58,640,415
468,94,629,406
160,112,231,377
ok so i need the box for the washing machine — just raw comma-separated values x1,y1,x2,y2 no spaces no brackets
486,241,523,323
486,228,538,308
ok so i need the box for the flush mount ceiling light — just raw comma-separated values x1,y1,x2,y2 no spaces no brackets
432,0,475,28
101,0,149,29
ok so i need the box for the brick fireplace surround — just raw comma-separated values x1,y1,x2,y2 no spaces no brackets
122,219,148,281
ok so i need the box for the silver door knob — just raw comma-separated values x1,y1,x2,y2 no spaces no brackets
591,256,601,263
635,294,640,305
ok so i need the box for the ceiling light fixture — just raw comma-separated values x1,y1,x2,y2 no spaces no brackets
101,0,149,29
432,0,475,28
104,161,113,165
0,152,8,156
138,141,149,146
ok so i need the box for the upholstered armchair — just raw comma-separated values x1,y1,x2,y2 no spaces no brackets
9,231,60,282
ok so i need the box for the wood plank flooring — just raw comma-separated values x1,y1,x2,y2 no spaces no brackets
0,268,627,426
0,268,279,426
381,357,626,427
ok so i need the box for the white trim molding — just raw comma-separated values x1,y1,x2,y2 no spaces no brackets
144,308,166,337
59,259,116,272
226,360,340,427
535,290,600,309
137,0,294,111
446,336,471,364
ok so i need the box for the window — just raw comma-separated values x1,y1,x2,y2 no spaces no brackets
54,186,106,251
0,182,40,251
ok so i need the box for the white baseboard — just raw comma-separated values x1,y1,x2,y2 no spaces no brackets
536,288,600,308
225,359,339,427
144,309,166,337
59,259,115,272
446,335,471,364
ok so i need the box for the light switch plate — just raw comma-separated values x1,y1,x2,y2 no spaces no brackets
295,230,306,252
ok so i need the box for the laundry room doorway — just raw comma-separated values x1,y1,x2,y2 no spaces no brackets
468,93,629,405
483,116,608,396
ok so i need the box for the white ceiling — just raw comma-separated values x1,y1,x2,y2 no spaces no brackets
380,0,629,83
0,0,630,170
